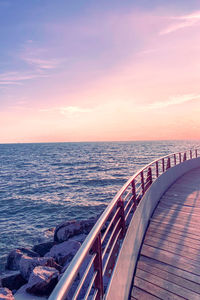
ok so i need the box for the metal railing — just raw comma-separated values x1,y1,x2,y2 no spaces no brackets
49,149,199,300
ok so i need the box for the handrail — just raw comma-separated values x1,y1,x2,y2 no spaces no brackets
49,148,199,300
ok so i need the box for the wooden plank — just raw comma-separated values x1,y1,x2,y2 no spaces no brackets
140,255,200,284
143,239,200,265
131,286,160,300
146,227,200,245
162,190,200,198
153,206,200,218
160,200,200,208
137,261,200,294
133,276,185,300
151,215,200,227
136,269,200,299
160,196,200,204
144,234,200,252
145,231,200,249
141,244,200,275
148,221,200,239
158,201,200,212
151,218,199,231
152,212,200,225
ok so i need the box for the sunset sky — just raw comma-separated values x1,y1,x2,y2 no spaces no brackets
1,0,200,143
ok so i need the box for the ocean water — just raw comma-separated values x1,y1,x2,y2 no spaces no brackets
0,140,199,273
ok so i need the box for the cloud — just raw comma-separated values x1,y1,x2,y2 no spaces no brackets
40,106,92,115
146,94,200,109
20,41,61,70
160,11,200,35
59,106,92,115
23,57,60,70
0,71,47,85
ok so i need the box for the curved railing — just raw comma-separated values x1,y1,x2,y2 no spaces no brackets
49,149,199,300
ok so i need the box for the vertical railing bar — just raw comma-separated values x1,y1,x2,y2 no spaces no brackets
156,161,159,177
92,233,103,300
174,154,176,166
183,152,187,161
117,196,126,236
162,158,165,173
179,152,181,163
131,179,136,209
190,150,192,159
196,149,198,158
166,157,170,170
141,171,145,195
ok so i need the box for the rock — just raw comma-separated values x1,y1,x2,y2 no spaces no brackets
70,233,87,244
45,240,81,266
0,271,26,291
54,220,81,242
19,256,60,281
26,266,59,296
0,288,14,300
54,218,96,242
32,242,57,257
14,284,48,300
80,218,97,234
6,248,39,271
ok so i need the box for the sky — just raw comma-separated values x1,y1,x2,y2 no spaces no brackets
1,0,200,143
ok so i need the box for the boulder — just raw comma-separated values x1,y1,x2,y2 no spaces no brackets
32,242,57,257
54,220,81,242
54,218,96,242
19,256,60,281
0,288,14,300
6,248,39,271
14,284,48,300
70,233,87,244
45,240,81,266
80,218,97,233
26,266,59,296
0,271,26,291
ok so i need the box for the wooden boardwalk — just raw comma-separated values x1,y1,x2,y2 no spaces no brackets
130,168,200,300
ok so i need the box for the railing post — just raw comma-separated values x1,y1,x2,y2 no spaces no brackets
93,233,103,300
131,180,137,209
156,161,159,177
140,171,145,195
179,152,181,163
147,167,152,184
183,152,187,161
190,150,192,159
162,158,165,173
196,149,198,158
117,197,126,237
174,154,176,166
166,157,171,170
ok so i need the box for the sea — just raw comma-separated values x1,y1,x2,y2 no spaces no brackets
0,140,199,273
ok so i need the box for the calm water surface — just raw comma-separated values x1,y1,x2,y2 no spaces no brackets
0,140,199,273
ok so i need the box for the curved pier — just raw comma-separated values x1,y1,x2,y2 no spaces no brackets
49,149,200,300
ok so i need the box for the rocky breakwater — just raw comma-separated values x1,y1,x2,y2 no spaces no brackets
0,217,97,299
